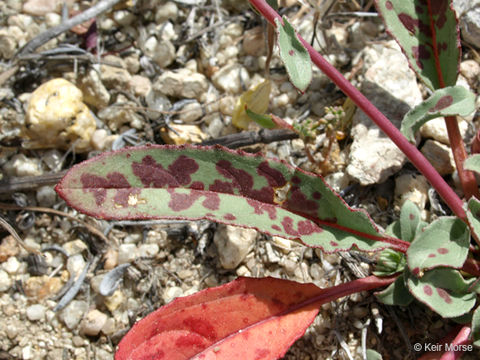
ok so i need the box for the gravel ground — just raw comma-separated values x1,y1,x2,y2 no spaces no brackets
1,0,480,359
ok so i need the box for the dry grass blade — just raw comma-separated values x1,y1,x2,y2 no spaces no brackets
0,214,40,254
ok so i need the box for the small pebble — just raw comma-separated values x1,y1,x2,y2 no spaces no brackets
163,286,183,303
81,309,108,336
214,225,256,269
138,243,159,258
26,304,46,321
36,186,57,207
66,254,86,279
118,244,138,264
104,290,125,312
0,269,12,291
58,300,88,330
63,239,88,256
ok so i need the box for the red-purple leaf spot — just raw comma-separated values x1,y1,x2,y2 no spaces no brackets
183,317,217,341
437,247,449,254
168,189,200,212
423,285,433,296
385,0,393,10
428,253,436,258
398,13,419,34
431,0,448,28
330,241,338,247
247,199,277,220
80,172,130,206
202,193,220,211
429,95,453,112
412,45,431,69
409,213,415,220
288,50,294,56
271,224,281,232
223,213,236,221
281,216,322,237
132,155,199,188
436,288,453,304
284,187,318,216
412,267,421,276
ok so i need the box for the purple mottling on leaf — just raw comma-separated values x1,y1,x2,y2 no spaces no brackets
429,95,453,112
80,172,130,206
132,155,198,188
398,13,419,34
436,287,452,304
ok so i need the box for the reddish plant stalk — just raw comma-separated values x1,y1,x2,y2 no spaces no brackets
282,275,396,314
249,0,467,220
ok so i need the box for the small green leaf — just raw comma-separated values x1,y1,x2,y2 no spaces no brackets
407,217,469,274
399,200,423,242
472,306,480,347
464,154,480,174
374,249,406,276
406,268,476,318
375,273,413,306
374,0,460,90
466,197,480,244
245,107,276,129
275,17,312,93
401,86,475,142
385,220,401,238
366,349,383,360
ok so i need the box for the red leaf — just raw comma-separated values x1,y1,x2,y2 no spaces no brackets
115,276,394,360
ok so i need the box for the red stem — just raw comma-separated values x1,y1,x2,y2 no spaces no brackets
282,275,396,315
248,0,466,220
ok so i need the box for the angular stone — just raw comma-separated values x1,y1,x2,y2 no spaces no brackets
58,300,88,330
81,309,108,336
420,139,455,175
214,225,256,269
25,78,96,152
346,41,422,185
26,304,46,321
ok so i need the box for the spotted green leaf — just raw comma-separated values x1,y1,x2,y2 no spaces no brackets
466,197,480,243
56,145,408,254
375,0,460,90
375,273,413,306
473,306,480,347
401,86,476,142
407,217,469,275
275,17,312,93
405,268,476,318
464,154,480,174
399,200,426,242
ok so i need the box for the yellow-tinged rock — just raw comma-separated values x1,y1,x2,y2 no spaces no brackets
232,79,271,129
24,275,63,300
25,78,96,152
104,289,125,312
160,124,207,145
